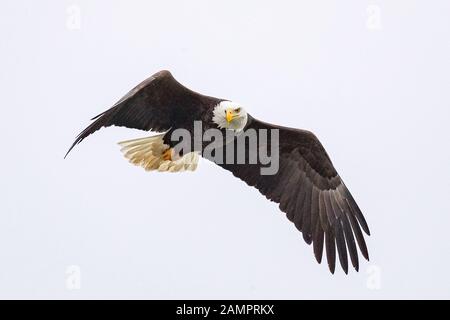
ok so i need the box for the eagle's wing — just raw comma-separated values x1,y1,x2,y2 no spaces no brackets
219,117,370,274
65,70,219,158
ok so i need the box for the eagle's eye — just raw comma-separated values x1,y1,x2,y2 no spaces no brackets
235,108,241,113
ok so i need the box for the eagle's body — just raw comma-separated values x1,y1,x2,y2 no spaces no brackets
66,70,370,274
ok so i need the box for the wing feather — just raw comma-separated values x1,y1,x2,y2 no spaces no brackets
325,228,336,274
299,182,313,244
65,70,220,157
217,117,370,273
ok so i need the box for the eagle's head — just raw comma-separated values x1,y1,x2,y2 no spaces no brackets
212,101,248,131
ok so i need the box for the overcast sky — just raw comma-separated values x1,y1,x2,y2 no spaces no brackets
0,0,449,299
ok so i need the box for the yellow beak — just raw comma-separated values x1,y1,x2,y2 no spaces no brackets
226,109,235,123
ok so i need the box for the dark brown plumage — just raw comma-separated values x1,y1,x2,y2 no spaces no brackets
218,118,370,273
65,70,221,158
66,70,370,274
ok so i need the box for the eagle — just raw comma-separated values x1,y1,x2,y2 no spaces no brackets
66,70,370,274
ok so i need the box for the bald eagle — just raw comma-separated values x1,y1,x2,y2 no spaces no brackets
66,70,370,274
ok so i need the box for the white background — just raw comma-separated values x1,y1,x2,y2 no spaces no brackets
1,0,449,299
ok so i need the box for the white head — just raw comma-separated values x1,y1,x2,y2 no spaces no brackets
212,101,248,131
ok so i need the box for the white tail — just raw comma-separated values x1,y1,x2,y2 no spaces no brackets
118,134,199,172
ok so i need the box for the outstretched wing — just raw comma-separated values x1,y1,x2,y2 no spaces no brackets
65,70,220,157
219,117,370,274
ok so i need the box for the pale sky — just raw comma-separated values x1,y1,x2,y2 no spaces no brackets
0,0,449,299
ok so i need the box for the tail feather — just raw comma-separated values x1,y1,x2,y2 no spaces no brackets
118,134,199,173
